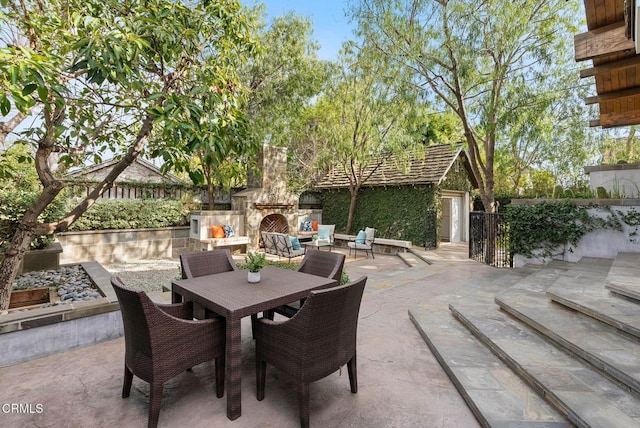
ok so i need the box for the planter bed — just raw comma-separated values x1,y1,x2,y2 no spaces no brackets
0,262,123,368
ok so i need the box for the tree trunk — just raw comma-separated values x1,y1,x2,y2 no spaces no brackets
345,186,359,235
0,228,36,311
207,184,215,210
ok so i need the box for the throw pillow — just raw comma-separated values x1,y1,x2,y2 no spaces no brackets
289,235,301,250
301,221,313,232
318,226,330,240
223,224,235,238
211,225,225,238
312,220,318,231
355,230,366,244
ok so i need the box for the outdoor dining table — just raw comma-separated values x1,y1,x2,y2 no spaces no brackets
171,265,338,421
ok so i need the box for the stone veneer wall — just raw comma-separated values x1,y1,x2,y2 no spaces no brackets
57,227,190,265
232,145,302,250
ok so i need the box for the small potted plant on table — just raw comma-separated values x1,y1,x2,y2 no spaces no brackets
244,251,266,283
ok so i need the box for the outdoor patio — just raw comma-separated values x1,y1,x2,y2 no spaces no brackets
0,243,489,428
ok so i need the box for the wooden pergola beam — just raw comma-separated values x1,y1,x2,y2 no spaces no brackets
592,110,640,128
585,87,640,104
579,55,640,78
575,21,635,62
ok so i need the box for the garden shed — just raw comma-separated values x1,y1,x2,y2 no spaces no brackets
314,144,477,247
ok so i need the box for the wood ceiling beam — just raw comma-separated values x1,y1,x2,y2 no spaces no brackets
579,55,640,78
592,110,640,128
585,87,640,104
575,21,635,62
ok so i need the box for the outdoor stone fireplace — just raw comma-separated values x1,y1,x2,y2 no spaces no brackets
231,145,301,249
189,145,320,251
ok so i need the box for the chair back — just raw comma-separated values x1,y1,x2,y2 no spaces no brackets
180,249,237,279
297,250,345,283
293,276,367,380
364,227,376,245
111,276,156,373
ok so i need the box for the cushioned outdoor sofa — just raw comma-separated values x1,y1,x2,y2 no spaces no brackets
261,231,305,261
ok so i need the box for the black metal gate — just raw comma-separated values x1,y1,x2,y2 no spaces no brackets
469,211,512,268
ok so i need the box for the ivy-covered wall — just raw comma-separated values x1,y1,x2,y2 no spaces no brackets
320,185,441,247
442,157,474,193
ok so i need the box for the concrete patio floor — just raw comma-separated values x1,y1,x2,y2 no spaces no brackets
0,243,489,428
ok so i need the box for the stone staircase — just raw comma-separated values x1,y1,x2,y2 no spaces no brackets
409,253,640,427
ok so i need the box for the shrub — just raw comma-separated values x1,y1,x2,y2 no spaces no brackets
0,189,66,250
68,199,189,231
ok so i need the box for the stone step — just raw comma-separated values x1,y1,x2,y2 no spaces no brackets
398,250,431,267
498,290,640,396
450,303,640,427
409,305,572,427
547,276,640,340
605,252,640,302
495,261,640,395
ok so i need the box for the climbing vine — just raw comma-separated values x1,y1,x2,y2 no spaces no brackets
617,207,640,242
320,185,440,246
506,201,622,258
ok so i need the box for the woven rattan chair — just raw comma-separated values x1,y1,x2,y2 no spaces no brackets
111,276,225,428
180,249,238,279
255,276,367,428
269,250,346,319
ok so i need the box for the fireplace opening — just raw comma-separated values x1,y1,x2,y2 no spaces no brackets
259,214,288,247
260,214,288,234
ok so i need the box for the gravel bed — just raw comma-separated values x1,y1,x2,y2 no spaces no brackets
103,259,181,293
12,265,101,308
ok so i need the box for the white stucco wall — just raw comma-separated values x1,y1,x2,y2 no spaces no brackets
513,201,640,267
586,164,640,198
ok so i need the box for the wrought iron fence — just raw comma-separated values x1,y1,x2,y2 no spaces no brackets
469,211,512,268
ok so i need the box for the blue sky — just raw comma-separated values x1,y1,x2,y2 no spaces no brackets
243,0,355,61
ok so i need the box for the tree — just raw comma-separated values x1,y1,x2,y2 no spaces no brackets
351,0,581,213
0,0,254,310
314,41,423,234
161,8,330,203
240,10,330,190
493,59,602,195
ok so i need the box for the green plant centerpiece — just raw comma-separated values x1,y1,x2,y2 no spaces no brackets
244,251,266,283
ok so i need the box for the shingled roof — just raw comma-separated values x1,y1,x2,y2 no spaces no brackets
315,143,476,189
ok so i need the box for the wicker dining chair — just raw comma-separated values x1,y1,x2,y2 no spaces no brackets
255,276,367,428
179,248,238,279
269,250,346,319
111,276,225,428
